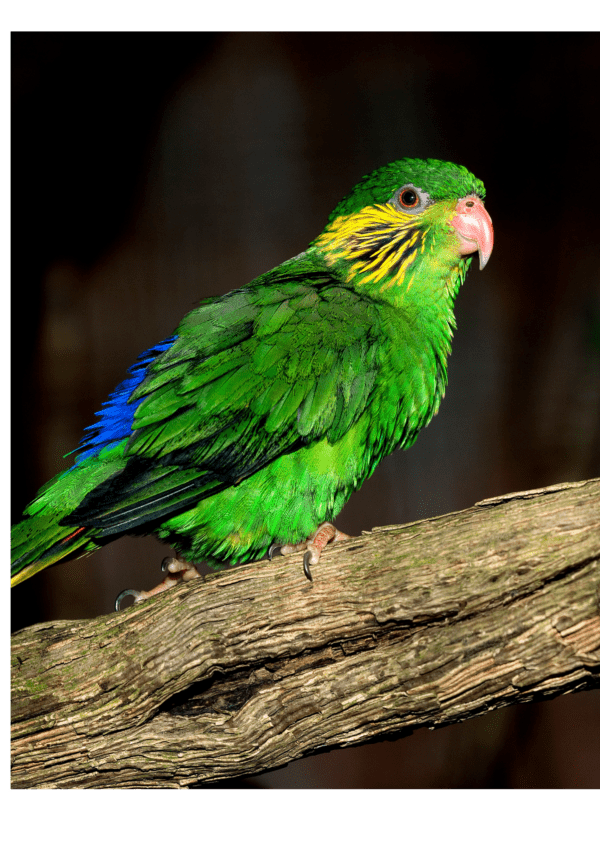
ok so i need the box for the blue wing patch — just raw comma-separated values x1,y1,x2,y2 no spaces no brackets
73,336,177,464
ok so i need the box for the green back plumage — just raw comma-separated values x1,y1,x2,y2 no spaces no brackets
12,157,489,587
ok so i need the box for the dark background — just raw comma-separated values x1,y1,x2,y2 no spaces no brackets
11,32,600,788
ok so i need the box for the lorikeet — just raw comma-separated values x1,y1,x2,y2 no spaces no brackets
11,158,493,606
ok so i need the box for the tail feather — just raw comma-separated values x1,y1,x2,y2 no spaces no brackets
11,439,128,587
11,516,95,588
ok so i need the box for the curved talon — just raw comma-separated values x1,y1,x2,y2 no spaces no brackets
161,556,174,573
272,523,352,581
115,588,145,611
303,552,313,582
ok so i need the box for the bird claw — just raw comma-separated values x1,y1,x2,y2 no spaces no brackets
268,543,282,560
115,555,202,611
161,555,179,573
115,588,146,611
270,523,352,582
303,551,314,582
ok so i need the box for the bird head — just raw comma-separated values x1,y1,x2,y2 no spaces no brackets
312,158,493,297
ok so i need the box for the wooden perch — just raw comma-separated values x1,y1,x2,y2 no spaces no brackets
11,477,600,788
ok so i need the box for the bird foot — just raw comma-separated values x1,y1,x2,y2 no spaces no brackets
115,555,202,610
268,522,352,581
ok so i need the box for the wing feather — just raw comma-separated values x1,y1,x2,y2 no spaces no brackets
68,274,383,533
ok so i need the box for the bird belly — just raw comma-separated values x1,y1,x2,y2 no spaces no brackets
154,421,374,566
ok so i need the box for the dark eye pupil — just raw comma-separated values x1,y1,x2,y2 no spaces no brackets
400,189,418,207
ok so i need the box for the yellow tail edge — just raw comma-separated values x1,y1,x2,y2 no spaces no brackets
11,526,91,588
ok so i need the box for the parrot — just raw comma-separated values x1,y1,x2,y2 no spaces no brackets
11,158,493,608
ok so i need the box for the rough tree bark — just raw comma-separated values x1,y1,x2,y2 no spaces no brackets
11,477,600,788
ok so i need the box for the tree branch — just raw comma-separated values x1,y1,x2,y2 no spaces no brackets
11,478,600,788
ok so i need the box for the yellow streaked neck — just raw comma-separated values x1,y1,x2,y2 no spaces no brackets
315,203,424,290
314,201,465,309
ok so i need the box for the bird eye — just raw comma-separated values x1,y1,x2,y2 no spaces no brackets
391,184,430,214
400,189,418,208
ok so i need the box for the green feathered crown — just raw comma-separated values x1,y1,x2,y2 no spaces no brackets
327,158,486,223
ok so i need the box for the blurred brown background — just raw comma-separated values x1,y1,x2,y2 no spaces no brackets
11,32,600,787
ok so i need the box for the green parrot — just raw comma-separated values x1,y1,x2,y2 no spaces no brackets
11,158,493,607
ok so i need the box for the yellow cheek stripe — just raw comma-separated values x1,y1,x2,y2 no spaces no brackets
315,203,425,291
382,248,418,291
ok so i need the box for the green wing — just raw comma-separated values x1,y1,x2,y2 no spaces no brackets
67,272,382,536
